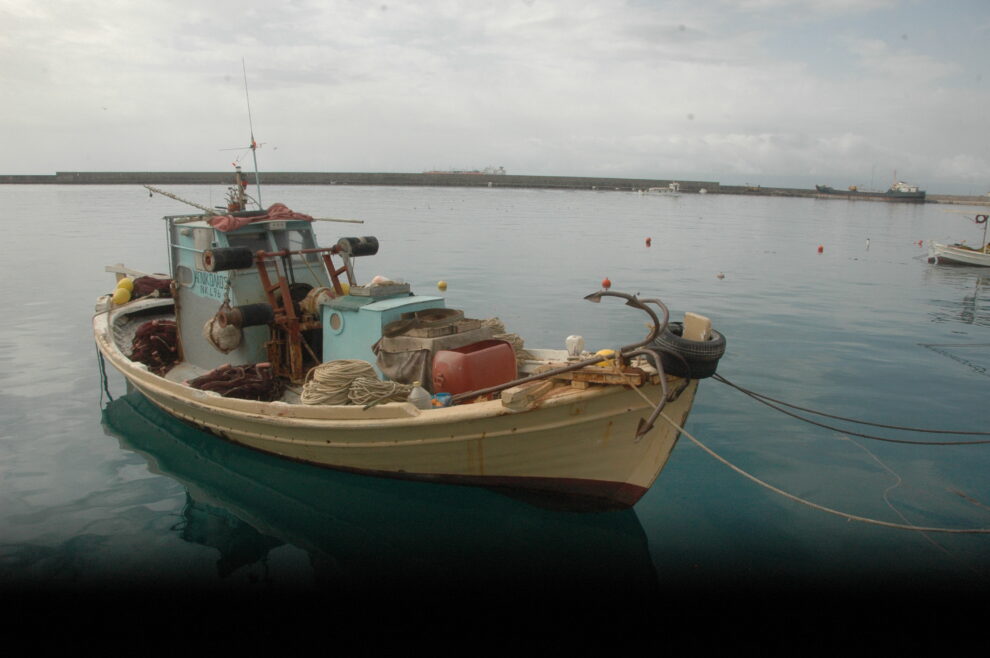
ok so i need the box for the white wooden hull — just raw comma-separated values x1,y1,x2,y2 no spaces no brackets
929,242,990,267
95,297,698,507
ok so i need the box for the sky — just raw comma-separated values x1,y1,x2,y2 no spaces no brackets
2,0,988,194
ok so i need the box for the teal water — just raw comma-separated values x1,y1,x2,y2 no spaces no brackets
2,184,989,612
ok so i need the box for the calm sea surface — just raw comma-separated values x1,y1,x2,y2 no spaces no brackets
2,183,989,605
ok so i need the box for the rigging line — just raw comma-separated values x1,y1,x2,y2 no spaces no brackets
653,408,990,535
714,374,990,438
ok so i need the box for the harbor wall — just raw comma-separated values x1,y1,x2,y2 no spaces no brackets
1,171,986,205
0,171,719,192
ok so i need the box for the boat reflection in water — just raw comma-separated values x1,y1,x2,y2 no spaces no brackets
101,391,660,598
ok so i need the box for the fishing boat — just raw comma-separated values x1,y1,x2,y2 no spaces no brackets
93,167,725,508
929,212,990,267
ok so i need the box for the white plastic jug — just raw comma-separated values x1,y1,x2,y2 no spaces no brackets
408,381,432,410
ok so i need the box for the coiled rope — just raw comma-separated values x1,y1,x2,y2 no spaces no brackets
713,373,990,445
616,370,990,534
301,360,411,406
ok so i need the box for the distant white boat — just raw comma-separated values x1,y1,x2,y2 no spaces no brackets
648,182,681,196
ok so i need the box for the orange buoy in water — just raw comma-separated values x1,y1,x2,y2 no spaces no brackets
602,277,612,290
817,245,824,253
645,237,652,247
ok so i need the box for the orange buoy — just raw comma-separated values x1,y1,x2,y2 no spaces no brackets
817,245,824,253
645,237,652,247
602,277,612,290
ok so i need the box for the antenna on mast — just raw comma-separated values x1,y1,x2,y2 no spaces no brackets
242,58,262,208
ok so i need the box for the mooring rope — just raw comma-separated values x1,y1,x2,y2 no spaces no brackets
617,372,990,534
713,373,990,445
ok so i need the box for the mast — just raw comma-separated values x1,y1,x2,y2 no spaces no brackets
242,58,262,208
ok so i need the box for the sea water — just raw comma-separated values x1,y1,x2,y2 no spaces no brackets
1,183,989,607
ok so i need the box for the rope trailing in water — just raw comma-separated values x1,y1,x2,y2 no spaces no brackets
300,360,411,406
713,373,990,445
657,409,990,535
615,376,990,534
96,343,114,405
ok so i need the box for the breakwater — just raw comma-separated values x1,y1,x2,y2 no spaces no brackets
0,170,717,192
1,171,986,205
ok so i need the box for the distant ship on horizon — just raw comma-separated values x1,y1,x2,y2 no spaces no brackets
814,179,926,202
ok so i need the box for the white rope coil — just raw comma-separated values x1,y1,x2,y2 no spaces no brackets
348,376,412,406
300,360,412,406
301,360,377,405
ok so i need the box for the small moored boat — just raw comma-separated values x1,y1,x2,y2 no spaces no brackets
929,212,990,267
94,169,725,508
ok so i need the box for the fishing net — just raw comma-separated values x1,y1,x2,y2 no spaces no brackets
132,276,173,299
130,319,179,375
187,363,286,401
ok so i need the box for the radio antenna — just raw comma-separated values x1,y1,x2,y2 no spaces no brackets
242,58,262,208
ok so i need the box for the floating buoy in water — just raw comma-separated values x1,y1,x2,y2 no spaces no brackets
645,237,652,247
602,277,612,290
116,277,134,291
717,272,725,279
817,245,824,253
437,280,447,291
112,287,131,305
917,240,923,247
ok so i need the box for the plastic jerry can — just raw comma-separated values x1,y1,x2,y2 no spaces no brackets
432,339,517,396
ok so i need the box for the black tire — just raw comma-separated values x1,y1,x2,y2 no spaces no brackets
650,322,726,379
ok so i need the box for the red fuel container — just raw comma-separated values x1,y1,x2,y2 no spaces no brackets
432,339,517,396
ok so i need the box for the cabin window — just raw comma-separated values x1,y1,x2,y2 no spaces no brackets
226,231,271,257
273,229,320,264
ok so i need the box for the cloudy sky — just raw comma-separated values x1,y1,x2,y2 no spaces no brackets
2,0,988,193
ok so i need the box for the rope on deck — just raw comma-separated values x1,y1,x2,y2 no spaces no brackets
300,359,411,406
